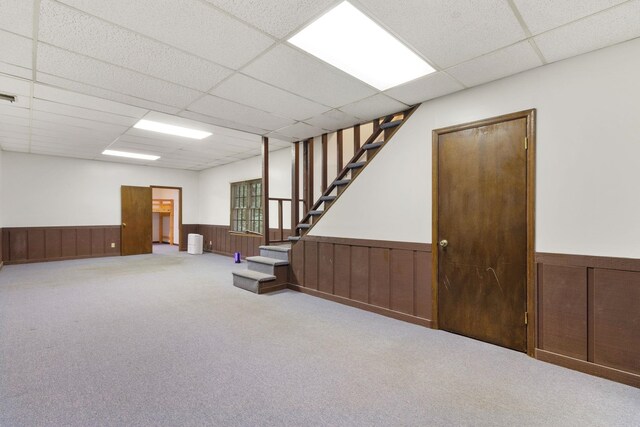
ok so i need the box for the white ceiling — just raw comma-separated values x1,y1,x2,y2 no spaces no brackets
0,0,638,170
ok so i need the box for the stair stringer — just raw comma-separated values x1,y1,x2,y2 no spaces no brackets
307,103,430,243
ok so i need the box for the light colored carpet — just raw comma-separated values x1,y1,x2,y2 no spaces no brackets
0,251,638,426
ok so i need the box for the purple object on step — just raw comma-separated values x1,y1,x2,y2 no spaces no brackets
234,252,241,263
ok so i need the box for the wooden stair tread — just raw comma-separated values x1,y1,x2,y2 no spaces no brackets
380,120,402,129
362,142,384,150
346,162,366,169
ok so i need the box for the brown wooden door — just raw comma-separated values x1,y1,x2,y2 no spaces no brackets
121,186,152,256
437,117,528,351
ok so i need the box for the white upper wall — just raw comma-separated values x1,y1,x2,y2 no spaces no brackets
310,37,640,259
198,146,291,227
1,152,199,227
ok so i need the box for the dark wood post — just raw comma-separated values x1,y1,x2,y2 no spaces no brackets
262,136,270,246
305,138,314,216
353,124,361,153
291,141,300,232
336,130,343,175
321,133,328,192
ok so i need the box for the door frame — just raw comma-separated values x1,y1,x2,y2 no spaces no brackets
150,186,183,250
431,109,536,356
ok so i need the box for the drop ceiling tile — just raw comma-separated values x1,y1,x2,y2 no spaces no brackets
384,72,464,105
359,0,526,68
447,41,542,87
178,111,268,136
304,109,360,131
0,142,29,152
0,74,32,97
0,0,33,37
0,114,30,128
32,110,129,134
0,30,32,71
513,0,627,35
205,0,339,38
242,44,376,108
57,0,274,68
34,84,148,118
0,103,30,119
32,99,139,127
212,73,331,121
339,94,408,122
37,73,182,114
28,119,117,142
116,134,191,150
39,1,231,91
271,122,325,140
0,62,32,79
187,95,295,131
534,1,640,63
108,141,167,156
264,132,296,142
37,44,202,109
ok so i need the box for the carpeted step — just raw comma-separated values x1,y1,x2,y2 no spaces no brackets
320,195,336,202
362,142,384,150
297,223,311,229
380,120,402,129
232,270,280,294
309,210,323,216
346,161,366,169
247,256,289,280
288,236,301,242
259,245,290,261
334,179,350,186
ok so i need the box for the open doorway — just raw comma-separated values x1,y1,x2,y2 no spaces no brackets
151,186,182,255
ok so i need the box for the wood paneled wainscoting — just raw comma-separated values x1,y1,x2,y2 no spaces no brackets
288,236,433,327
1,226,121,264
536,253,640,388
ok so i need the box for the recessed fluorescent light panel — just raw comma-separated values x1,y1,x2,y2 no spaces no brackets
134,119,212,140
102,150,160,161
288,1,435,90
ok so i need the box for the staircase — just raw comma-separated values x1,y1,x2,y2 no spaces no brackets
232,245,291,294
289,106,417,242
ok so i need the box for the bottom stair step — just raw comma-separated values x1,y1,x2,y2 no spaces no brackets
233,270,284,294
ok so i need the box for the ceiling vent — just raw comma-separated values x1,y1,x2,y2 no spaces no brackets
0,93,16,103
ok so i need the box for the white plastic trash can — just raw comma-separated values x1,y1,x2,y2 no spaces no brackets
187,233,203,255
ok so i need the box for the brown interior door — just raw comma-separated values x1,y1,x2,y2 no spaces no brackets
121,186,152,256
437,117,528,352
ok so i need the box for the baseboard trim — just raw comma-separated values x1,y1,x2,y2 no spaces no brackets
535,349,640,388
0,261,3,271
287,284,432,328
4,253,121,265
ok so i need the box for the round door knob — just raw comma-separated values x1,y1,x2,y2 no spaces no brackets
439,239,448,248
122,223,127,227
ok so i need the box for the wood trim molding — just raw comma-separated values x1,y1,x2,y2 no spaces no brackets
432,108,537,356
288,284,432,328
536,349,640,388
301,235,431,252
537,252,640,272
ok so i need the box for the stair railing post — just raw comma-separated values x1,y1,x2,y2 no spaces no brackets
291,141,300,234
262,136,270,246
